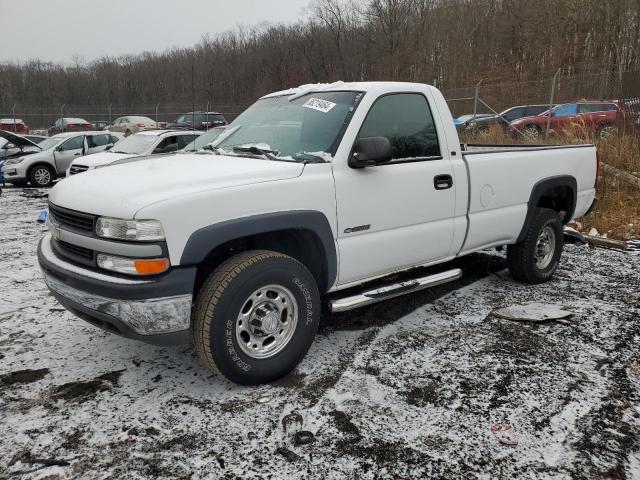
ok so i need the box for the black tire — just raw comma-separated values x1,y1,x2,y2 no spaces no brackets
28,164,55,188
193,250,320,385
9,180,28,187
507,208,563,284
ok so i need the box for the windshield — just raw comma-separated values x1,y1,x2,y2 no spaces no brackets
212,91,362,161
183,127,225,151
38,136,65,151
110,134,157,154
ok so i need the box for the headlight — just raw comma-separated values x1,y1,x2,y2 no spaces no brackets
97,253,170,276
96,217,165,241
4,157,24,165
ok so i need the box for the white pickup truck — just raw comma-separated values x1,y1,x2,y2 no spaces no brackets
38,82,597,385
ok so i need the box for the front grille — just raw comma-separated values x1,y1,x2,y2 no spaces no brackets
49,203,96,233
69,165,89,175
58,240,93,259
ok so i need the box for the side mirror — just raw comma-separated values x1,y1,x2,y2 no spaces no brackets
105,144,113,151
349,137,392,169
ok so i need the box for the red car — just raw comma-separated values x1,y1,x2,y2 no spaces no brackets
0,118,29,134
48,117,93,136
511,100,620,139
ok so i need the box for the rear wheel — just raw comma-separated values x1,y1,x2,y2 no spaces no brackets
193,250,320,385
28,165,55,188
507,208,563,284
597,124,617,140
523,125,541,140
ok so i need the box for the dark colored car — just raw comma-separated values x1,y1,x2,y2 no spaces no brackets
465,105,550,133
91,121,110,131
510,100,621,139
48,117,93,136
0,118,29,134
453,113,492,133
166,111,227,131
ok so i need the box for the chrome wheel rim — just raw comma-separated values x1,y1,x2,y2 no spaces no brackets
524,126,539,140
535,225,556,269
34,168,51,186
236,285,298,359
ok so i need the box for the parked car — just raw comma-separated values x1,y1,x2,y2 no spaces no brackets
91,121,110,131
181,126,226,152
2,131,123,187
108,116,157,136
453,113,492,132
0,130,41,161
66,130,201,175
40,82,597,385
48,118,92,136
510,100,621,139
0,118,29,134
23,135,48,144
465,105,550,133
166,111,227,130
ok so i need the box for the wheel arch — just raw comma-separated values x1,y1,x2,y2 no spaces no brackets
180,211,337,295
516,175,577,243
27,162,56,183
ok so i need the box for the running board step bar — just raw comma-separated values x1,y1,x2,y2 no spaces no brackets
329,268,463,313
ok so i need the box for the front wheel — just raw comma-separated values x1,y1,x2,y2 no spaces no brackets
192,250,320,385
28,165,55,188
507,208,563,284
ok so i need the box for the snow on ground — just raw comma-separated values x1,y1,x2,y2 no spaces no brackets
1,186,639,479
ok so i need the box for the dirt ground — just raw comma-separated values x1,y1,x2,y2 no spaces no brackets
1,187,639,479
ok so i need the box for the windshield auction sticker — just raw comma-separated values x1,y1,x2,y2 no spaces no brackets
302,98,337,113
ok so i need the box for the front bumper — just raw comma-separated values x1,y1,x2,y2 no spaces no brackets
38,233,196,345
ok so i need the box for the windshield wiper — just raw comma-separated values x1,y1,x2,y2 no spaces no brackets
232,145,280,160
202,144,224,154
293,152,329,164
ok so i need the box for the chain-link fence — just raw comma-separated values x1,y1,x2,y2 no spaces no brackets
1,70,638,135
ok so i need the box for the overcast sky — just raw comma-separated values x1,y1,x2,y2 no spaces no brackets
2,0,312,64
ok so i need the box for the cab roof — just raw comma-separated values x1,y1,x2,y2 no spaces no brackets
261,81,438,99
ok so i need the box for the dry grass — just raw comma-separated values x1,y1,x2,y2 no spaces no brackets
461,125,640,240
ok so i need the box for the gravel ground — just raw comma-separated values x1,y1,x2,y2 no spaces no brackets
1,186,639,479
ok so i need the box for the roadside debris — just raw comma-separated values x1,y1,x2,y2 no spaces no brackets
293,430,315,446
491,424,518,446
564,226,629,251
282,412,304,433
37,209,48,223
491,303,573,325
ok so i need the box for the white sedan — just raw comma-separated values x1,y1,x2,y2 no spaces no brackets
67,130,201,175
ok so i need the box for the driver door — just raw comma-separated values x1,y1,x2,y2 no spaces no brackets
53,135,85,174
333,92,456,285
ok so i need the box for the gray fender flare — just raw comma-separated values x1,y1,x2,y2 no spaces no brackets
516,175,577,243
180,210,337,289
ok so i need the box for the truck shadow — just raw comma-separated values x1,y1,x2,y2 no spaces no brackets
320,251,508,333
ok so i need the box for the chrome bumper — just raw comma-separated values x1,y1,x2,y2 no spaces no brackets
39,233,194,343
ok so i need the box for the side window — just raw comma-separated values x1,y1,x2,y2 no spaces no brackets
554,104,577,117
526,106,546,116
59,136,84,151
109,135,121,144
502,108,524,122
89,134,110,147
357,93,440,161
177,135,197,149
153,136,179,154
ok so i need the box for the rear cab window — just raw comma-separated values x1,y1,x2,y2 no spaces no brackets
357,93,440,163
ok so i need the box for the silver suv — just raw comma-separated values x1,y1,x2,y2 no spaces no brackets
2,131,123,187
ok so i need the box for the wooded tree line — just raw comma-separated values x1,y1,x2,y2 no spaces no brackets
1,0,639,114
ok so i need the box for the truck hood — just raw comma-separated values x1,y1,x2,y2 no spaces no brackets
73,151,134,168
49,153,305,218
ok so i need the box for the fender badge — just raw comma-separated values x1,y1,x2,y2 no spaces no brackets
344,224,371,234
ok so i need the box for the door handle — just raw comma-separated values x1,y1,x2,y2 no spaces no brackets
434,174,453,190
74,153,81,156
